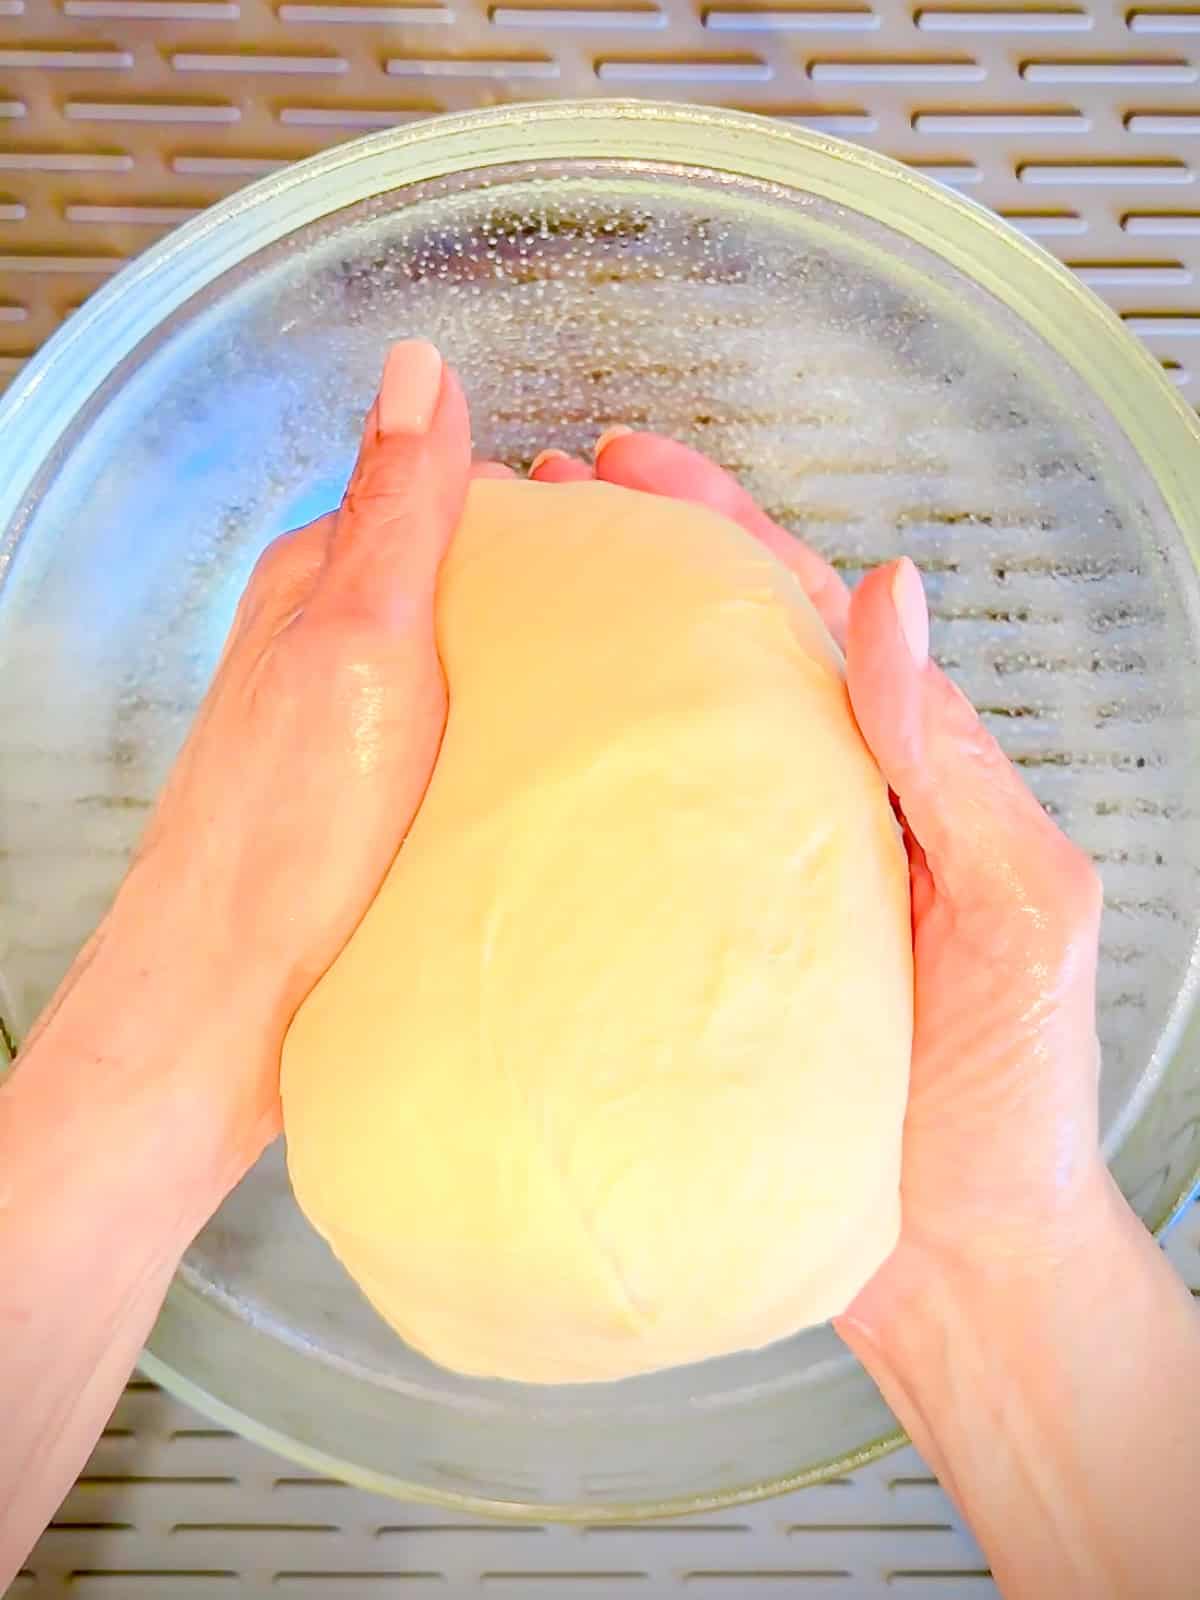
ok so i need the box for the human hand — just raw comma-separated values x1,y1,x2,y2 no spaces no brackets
106,339,470,1170
0,342,476,1578
571,430,1106,1322
530,435,1200,1600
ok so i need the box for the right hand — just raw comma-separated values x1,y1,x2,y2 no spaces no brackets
559,432,1108,1334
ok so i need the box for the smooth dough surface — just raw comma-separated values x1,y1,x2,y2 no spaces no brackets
282,479,912,1384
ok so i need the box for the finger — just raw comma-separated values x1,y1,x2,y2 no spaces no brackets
594,431,850,646
846,558,1099,923
530,449,593,484
315,340,471,624
472,460,517,481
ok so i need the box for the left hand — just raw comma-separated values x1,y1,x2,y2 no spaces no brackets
103,340,471,1168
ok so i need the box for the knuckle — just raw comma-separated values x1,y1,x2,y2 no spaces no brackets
248,517,330,599
343,457,421,517
1032,838,1103,943
1062,841,1104,925
239,526,328,644
248,533,296,595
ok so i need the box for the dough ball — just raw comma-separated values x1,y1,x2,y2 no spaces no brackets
281,480,912,1384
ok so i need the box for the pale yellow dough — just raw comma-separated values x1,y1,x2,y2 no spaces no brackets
282,480,912,1383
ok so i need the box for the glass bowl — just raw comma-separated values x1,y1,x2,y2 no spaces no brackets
2,101,1199,1519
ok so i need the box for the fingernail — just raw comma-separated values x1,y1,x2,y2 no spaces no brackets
378,340,443,437
891,557,929,669
530,448,569,475
593,425,632,460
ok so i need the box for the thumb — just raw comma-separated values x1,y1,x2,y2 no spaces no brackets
847,559,1099,923
313,340,471,625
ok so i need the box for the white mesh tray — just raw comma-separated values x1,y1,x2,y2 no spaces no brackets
13,1210,1199,1598
4,1,1200,1593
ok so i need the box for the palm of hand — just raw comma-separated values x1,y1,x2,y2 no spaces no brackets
901,835,1101,1260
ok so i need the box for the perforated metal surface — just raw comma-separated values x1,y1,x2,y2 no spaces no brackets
4,2,1200,394
5,4,1200,1595
6,1212,1197,1596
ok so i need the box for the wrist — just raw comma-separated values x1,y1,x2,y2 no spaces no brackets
10,893,281,1218
838,1168,1199,1600
109,852,296,1034
842,1150,1118,1363
835,1156,1126,1517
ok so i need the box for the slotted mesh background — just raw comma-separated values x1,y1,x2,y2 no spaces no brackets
4,3,1200,1595
7,1213,1198,1597
4,1,1200,394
